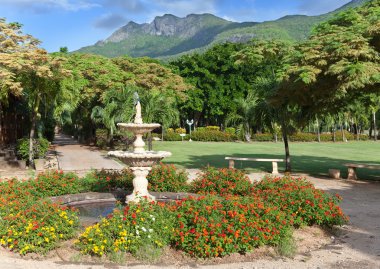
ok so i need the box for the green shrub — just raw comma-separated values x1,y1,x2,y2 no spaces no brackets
25,170,84,197
289,133,316,142
252,176,348,227
224,127,236,135
171,195,288,258
95,129,108,149
0,173,80,255
16,137,49,160
191,130,236,142
191,167,252,196
148,163,189,192
175,128,186,134
82,169,134,192
76,200,174,256
205,126,220,131
253,133,275,141
163,132,183,141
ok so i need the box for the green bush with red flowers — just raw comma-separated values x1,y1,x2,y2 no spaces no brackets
75,199,174,256
252,176,348,227
147,163,189,192
170,195,290,258
83,168,134,192
191,167,252,196
0,172,80,255
0,168,348,259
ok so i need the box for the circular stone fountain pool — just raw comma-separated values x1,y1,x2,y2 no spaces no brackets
51,191,197,226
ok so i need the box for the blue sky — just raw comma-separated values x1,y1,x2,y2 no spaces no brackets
1,0,351,52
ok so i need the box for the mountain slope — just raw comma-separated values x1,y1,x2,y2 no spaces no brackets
76,0,371,58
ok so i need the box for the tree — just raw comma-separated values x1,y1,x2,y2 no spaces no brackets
233,40,296,171
279,1,380,119
225,95,257,142
170,43,255,126
0,19,68,165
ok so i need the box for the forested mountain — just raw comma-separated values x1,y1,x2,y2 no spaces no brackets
76,0,371,59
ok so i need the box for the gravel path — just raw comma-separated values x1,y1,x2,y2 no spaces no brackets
54,134,124,174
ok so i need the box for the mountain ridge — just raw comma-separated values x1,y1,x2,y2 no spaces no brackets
76,0,371,59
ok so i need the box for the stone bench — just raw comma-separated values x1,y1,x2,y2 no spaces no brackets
225,157,284,174
343,163,380,180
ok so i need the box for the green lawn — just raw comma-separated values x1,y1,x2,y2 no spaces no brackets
153,141,380,180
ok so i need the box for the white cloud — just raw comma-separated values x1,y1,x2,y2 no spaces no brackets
1,0,100,12
94,13,127,29
151,0,216,17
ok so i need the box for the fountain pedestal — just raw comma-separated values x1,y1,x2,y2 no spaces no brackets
108,97,171,203
127,167,154,202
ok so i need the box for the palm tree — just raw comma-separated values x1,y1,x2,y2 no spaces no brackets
91,86,135,146
225,95,257,142
140,90,180,146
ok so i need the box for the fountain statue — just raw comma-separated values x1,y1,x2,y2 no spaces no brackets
108,93,171,203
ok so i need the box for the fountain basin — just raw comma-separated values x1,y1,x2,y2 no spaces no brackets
117,123,160,134
51,191,198,226
108,150,171,167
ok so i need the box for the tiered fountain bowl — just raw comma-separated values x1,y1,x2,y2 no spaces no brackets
108,101,171,203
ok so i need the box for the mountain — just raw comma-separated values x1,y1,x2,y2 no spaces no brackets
76,0,371,59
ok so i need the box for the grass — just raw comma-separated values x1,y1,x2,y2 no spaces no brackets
153,141,380,180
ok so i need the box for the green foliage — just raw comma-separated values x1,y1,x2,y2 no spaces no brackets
171,43,255,125
280,0,380,115
17,137,49,160
95,129,109,149
76,200,175,256
25,170,84,197
147,163,189,192
191,129,237,142
253,133,275,141
163,131,185,141
276,227,297,258
224,127,236,135
252,176,348,227
171,195,289,258
0,172,80,254
191,167,252,196
82,169,134,192
175,128,186,134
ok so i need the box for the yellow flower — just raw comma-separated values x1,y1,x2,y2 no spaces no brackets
44,237,50,243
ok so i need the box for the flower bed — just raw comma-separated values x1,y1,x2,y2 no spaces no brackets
0,171,80,254
191,167,252,196
147,163,189,192
76,200,174,256
0,169,348,260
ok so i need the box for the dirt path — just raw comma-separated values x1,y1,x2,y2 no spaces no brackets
53,134,124,175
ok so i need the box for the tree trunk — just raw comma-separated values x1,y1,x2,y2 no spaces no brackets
316,117,320,143
281,122,291,172
373,111,377,141
332,126,336,142
340,124,346,142
245,132,251,142
148,131,153,151
0,103,3,145
29,97,40,168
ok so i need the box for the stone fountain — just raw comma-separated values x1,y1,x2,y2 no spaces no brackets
108,96,171,203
